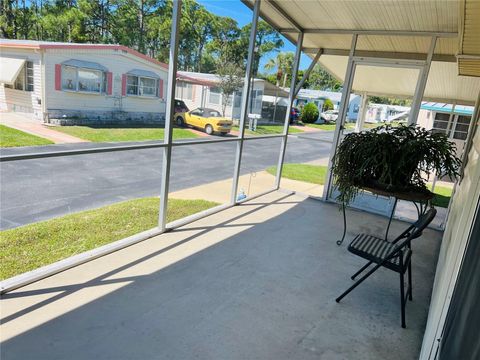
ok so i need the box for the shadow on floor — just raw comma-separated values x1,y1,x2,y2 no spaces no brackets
0,192,442,360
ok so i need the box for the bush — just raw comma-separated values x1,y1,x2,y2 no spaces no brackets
323,98,334,111
300,103,319,123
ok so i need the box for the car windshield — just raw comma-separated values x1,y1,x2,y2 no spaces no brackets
207,110,221,117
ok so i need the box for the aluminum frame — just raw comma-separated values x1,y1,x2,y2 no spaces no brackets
230,0,261,205
322,33,435,201
275,32,304,188
294,48,322,97
158,0,182,231
409,36,437,125
323,34,358,201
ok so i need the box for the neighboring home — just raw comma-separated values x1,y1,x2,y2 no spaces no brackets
417,101,475,157
0,39,168,125
364,103,410,123
176,71,288,121
293,89,361,121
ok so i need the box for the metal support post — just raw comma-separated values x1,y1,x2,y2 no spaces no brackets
409,36,437,125
275,32,304,188
230,0,261,204
294,48,322,97
354,92,368,132
323,34,358,201
158,0,182,231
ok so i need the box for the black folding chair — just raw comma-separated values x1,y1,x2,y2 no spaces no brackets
336,207,437,328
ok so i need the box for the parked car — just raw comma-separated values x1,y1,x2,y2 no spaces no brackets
290,107,300,123
174,99,190,114
175,107,233,135
320,110,338,123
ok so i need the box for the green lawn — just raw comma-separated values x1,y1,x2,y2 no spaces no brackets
305,123,355,131
0,197,219,280
305,121,406,131
0,124,54,147
54,126,198,142
267,163,328,185
233,124,303,135
428,184,453,208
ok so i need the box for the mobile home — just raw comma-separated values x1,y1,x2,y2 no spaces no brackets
0,39,168,125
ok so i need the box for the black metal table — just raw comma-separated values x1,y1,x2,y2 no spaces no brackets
336,187,434,246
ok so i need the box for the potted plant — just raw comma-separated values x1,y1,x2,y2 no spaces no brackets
331,125,461,204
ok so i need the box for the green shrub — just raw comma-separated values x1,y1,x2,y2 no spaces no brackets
323,98,334,111
300,102,319,123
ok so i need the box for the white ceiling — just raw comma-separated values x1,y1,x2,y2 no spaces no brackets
244,0,480,105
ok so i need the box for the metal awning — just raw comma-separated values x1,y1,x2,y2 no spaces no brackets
262,81,289,97
127,69,160,79
318,55,480,105
62,59,108,72
0,57,25,85
242,0,480,105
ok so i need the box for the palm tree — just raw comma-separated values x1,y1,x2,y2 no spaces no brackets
264,52,294,87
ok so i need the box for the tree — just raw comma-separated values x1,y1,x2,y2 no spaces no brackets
300,102,319,123
240,20,283,76
308,64,342,91
263,51,294,87
216,62,244,116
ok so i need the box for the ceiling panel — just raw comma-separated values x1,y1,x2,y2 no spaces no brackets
318,55,480,105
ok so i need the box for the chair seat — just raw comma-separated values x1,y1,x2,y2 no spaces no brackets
348,234,411,272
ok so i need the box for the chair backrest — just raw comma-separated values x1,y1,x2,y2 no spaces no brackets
410,207,437,238
389,207,437,257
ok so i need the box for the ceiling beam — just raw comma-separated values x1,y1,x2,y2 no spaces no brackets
266,0,303,32
281,28,458,38
302,48,457,63
240,0,297,46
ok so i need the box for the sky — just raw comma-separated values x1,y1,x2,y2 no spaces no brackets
197,0,311,72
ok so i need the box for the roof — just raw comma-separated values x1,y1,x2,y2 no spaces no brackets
295,89,358,103
0,39,168,69
242,0,480,106
421,102,474,115
178,71,289,97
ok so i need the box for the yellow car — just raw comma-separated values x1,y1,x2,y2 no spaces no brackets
175,107,233,135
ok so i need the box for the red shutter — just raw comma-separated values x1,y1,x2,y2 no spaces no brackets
106,72,113,95
55,64,62,90
121,74,127,96
159,79,164,99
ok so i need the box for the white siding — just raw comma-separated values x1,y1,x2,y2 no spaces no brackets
0,48,42,120
176,79,265,119
420,124,480,359
43,48,167,115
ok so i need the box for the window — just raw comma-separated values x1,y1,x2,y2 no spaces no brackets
208,110,221,117
7,61,34,91
251,89,263,112
432,112,472,141
62,65,106,93
127,75,158,97
432,112,451,134
209,87,221,105
176,81,193,100
453,115,470,140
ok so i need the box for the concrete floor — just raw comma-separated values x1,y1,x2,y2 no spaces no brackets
0,191,442,360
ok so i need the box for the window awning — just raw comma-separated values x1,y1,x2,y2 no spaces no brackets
62,59,108,72
0,57,25,85
127,69,160,79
